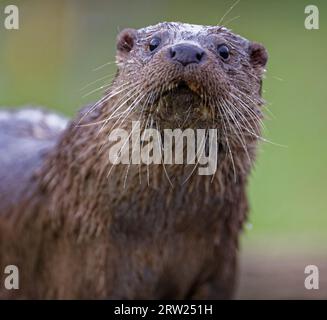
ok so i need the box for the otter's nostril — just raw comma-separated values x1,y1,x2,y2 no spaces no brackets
196,52,204,61
169,43,205,66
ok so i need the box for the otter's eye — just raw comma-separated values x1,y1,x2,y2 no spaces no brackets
217,44,229,60
149,37,161,51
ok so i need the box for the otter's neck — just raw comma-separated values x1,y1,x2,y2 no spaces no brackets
37,98,254,235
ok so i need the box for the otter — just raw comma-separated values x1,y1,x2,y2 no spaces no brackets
0,22,268,299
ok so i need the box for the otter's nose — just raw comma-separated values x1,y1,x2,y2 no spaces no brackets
169,44,205,66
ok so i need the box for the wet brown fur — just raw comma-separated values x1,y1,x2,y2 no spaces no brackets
0,22,267,299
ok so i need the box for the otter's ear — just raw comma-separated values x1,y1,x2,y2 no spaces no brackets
116,28,137,65
249,42,268,72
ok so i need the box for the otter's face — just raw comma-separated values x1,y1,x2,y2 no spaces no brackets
114,22,267,134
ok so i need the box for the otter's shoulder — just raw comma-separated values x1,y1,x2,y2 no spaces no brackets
0,108,69,213
0,107,68,139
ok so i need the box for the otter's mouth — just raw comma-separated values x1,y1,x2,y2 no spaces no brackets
156,80,203,111
161,80,201,99
152,80,204,127
150,80,214,128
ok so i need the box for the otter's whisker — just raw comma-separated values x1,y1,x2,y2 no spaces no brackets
182,127,207,185
154,118,174,188
229,90,265,129
107,91,147,142
216,98,237,181
123,100,149,189
95,85,144,135
221,100,251,165
106,113,141,180
76,82,134,126
218,0,241,26
80,72,117,93
123,90,154,188
93,60,116,72
137,92,155,185
82,82,114,98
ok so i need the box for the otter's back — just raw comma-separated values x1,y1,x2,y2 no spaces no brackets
0,108,68,212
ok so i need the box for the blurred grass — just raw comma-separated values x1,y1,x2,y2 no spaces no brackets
0,0,326,250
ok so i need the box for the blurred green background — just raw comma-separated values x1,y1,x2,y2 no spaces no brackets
0,0,326,255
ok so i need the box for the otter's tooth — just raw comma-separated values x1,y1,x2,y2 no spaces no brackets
188,82,201,93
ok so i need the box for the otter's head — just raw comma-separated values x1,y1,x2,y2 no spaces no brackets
114,21,267,137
